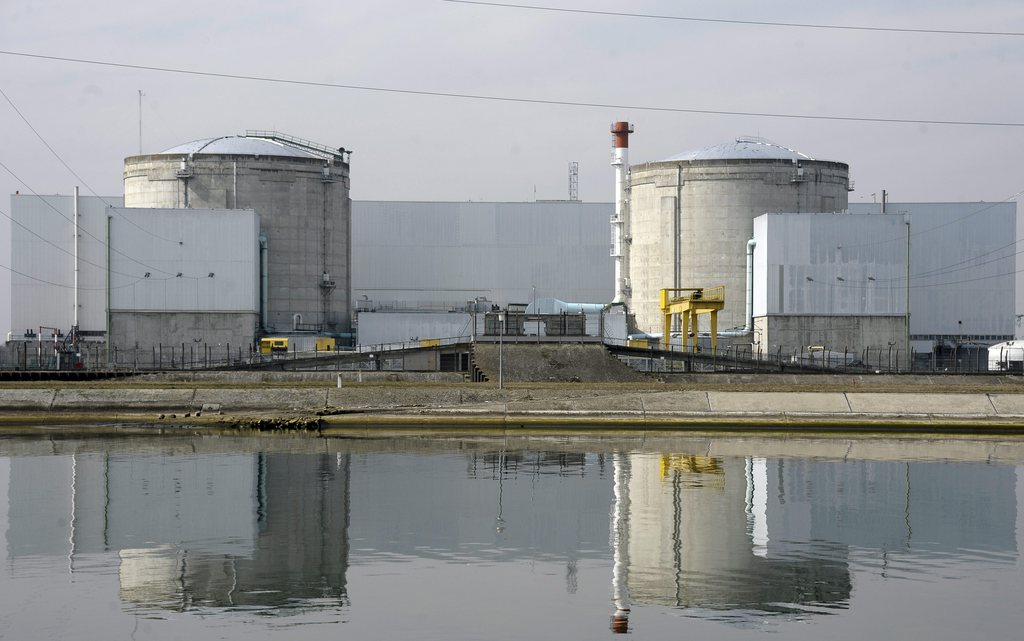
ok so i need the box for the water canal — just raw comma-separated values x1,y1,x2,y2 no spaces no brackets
1,432,1021,639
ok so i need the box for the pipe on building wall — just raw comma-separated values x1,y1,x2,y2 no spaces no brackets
717,238,756,337
259,233,269,331
745,238,756,332
610,122,633,306
674,166,682,291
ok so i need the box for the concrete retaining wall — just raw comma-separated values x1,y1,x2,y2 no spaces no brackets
3,387,1024,432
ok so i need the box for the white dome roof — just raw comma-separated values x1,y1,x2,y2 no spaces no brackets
662,136,816,162
158,135,321,159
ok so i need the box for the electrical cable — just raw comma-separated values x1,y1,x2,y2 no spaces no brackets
0,85,183,245
0,159,198,279
824,191,1024,251
1,49,1022,128
0,202,164,280
442,1,1024,37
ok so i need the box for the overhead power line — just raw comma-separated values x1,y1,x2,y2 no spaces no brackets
0,85,181,245
0,160,202,279
1,49,1023,128
443,0,1024,37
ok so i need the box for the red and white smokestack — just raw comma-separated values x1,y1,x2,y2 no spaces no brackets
610,122,633,305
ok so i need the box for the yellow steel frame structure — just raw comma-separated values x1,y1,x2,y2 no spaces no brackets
660,286,726,353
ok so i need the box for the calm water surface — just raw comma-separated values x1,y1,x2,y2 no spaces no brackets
1,433,1022,640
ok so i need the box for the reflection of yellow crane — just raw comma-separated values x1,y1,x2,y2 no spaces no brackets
660,454,725,489
659,454,724,477
660,286,725,353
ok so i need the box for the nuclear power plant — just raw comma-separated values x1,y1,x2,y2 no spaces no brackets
2,123,1018,374
624,131,851,333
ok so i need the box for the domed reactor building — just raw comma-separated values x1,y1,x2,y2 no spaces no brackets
618,129,851,335
124,131,352,336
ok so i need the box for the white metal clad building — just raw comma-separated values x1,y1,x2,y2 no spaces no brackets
9,194,260,354
109,208,259,313
107,207,260,351
10,194,123,337
753,212,908,318
752,212,908,358
752,202,1016,360
352,201,613,309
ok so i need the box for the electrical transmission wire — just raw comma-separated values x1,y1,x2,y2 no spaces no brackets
0,85,182,245
0,201,158,280
442,1,1024,37
832,191,1024,251
0,261,146,290
2,49,1023,128
0,159,199,279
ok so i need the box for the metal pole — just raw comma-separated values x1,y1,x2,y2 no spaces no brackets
905,212,911,371
498,311,504,390
138,90,144,154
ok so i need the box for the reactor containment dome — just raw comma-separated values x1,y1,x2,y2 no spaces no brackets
626,136,851,334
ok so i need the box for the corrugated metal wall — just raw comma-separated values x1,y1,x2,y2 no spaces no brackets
754,212,907,317
755,203,1016,340
352,201,613,309
108,208,259,312
849,202,1016,339
11,196,259,339
11,194,122,335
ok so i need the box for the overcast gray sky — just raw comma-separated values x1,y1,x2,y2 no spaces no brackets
2,0,1023,335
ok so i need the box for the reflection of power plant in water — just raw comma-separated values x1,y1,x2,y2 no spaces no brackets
7,451,350,612
607,451,1019,622
610,452,852,620
4,444,1018,623
121,453,350,610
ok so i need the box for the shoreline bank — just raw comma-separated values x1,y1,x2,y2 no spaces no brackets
2,376,1024,435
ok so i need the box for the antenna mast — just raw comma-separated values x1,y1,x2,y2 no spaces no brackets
138,90,144,154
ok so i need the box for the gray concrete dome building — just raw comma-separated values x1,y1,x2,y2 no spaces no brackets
627,137,851,334
124,131,352,335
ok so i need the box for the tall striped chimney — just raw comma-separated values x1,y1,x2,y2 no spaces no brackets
610,122,633,305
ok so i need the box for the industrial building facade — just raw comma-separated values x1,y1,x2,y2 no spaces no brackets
352,200,613,311
124,132,352,335
626,138,851,334
3,127,1019,371
752,212,909,363
8,193,260,366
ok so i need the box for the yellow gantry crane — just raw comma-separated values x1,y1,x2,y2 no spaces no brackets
660,286,726,353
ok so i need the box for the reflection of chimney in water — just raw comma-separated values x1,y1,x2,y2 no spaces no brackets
745,457,770,558
610,452,631,633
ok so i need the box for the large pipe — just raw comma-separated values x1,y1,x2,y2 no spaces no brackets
716,238,756,338
259,233,269,331
744,238,756,332
610,122,633,305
